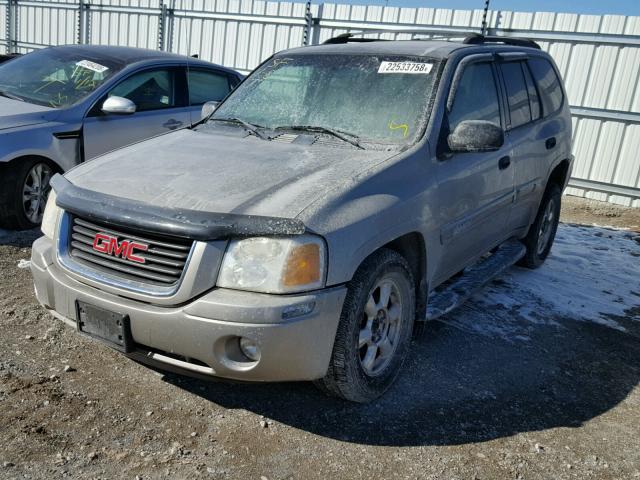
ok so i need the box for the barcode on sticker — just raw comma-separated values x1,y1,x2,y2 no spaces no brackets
378,61,433,74
76,60,109,73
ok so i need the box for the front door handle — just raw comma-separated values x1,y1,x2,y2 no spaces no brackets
498,156,511,170
545,136,557,150
163,119,184,130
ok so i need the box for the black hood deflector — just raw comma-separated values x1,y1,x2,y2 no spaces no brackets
51,175,307,241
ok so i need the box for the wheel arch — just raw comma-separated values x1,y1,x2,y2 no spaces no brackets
351,232,428,321
382,232,428,320
546,158,571,193
2,154,64,174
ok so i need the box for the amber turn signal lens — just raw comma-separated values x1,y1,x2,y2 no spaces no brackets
282,243,321,287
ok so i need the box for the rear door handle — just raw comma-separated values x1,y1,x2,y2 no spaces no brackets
163,119,184,130
498,156,511,170
545,136,557,150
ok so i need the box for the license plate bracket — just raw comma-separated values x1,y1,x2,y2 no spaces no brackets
76,301,133,353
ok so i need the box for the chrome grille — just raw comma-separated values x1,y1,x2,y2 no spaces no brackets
68,217,193,286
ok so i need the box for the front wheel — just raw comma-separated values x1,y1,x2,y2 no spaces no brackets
0,159,54,230
316,249,415,403
518,183,562,269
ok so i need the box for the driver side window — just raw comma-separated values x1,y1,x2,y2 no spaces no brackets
448,62,501,132
109,69,176,112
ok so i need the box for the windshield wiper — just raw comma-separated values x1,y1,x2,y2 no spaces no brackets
274,125,364,149
208,117,269,140
0,90,24,102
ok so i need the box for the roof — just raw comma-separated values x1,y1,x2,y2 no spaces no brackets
278,37,544,60
280,40,463,59
41,44,239,74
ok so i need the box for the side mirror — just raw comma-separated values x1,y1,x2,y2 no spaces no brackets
102,96,136,115
201,101,219,120
447,120,504,153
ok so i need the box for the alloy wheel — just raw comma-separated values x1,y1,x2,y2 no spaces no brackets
537,198,556,255
22,162,53,224
358,277,403,376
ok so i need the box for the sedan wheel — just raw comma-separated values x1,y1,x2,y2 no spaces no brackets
22,162,53,225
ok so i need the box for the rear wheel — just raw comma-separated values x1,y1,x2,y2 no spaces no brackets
0,159,54,230
518,184,562,269
316,249,415,403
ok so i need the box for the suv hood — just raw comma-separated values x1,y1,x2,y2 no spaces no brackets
65,128,396,220
0,97,57,130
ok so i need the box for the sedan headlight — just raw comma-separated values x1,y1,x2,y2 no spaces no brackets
40,189,61,239
217,235,326,294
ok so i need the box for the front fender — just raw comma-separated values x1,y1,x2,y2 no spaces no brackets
0,121,81,171
300,148,441,287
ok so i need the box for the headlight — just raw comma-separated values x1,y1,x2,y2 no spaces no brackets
40,189,61,239
217,235,326,293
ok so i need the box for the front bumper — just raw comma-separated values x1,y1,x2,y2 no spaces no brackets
31,236,347,382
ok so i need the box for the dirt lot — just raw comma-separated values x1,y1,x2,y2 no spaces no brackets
1,195,639,480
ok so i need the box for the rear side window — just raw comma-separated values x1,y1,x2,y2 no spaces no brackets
188,69,231,105
448,62,501,131
500,62,531,129
528,58,564,115
522,63,541,121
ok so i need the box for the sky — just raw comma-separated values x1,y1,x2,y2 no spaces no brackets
330,0,640,16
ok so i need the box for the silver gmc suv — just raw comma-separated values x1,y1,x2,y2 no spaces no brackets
31,34,573,402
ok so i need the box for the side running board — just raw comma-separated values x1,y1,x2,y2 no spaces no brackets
424,239,526,321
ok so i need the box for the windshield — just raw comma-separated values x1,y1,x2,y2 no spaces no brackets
212,54,439,146
0,48,126,108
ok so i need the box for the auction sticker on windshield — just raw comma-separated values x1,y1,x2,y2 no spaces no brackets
76,60,109,73
378,61,433,74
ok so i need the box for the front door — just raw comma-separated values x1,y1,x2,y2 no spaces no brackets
186,67,236,124
83,67,191,160
434,60,515,282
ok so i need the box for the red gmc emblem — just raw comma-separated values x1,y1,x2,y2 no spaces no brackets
92,233,149,264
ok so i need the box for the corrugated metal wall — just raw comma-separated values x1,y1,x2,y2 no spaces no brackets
0,0,639,206
0,0,8,53
86,0,162,49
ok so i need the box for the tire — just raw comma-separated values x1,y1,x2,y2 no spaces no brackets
315,248,415,403
0,159,54,230
518,183,562,269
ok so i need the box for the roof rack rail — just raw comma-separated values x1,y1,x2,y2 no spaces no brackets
322,33,382,44
462,33,541,49
322,30,473,45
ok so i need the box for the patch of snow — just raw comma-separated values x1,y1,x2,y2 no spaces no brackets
440,224,640,339
17,259,31,269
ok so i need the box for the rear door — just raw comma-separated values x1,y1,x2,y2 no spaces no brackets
500,55,564,233
186,68,239,124
83,66,191,160
434,58,515,282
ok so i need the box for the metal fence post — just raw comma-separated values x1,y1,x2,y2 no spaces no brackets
480,0,490,35
158,1,167,50
158,0,175,51
6,0,18,53
77,0,91,44
303,1,312,46
310,3,324,45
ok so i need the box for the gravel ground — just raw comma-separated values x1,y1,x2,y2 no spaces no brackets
1,195,639,480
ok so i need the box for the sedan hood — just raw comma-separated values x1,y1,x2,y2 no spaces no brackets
0,97,57,130
65,128,396,220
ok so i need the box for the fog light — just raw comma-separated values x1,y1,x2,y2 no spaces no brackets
239,337,260,362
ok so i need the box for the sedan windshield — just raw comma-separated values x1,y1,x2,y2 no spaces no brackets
212,54,439,146
0,48,126,108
